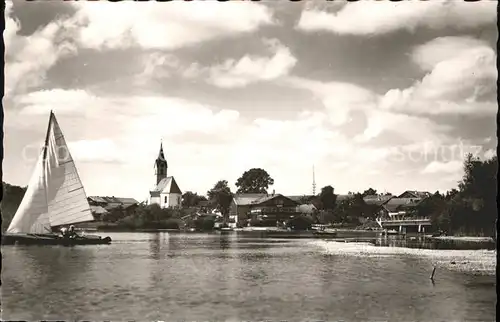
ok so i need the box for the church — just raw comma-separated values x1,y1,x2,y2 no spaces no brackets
148,142,182,208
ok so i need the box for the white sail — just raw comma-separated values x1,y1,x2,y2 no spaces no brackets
6,151,52,234
45,114,94,227
6,112,95,234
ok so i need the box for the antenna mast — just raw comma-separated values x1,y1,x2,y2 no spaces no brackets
312,165,316,195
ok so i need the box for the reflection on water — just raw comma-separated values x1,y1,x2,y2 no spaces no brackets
2,232,496,321
373,235,496,250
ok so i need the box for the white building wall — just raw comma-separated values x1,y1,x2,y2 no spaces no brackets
149,195,161,206
159,192,182,208
168,193,182,208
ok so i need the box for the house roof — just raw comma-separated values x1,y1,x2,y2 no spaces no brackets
104,203,123,211
383,198,422,212
251,194,300,206
89,196,139,205
116,197,139,205
152,176,182,194
233,193,267,206
398,190,432,199
233,193,300,206
90,205,108,214
286,195,315,203
88,196,107,203
363,194,393,206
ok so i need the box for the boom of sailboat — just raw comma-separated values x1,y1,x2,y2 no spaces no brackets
2,111,112,246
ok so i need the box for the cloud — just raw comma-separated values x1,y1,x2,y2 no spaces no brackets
354,110,452,144
17,89,97,115
483,149,496,160
422,160,463,174
206,39,297,88
379,36,497,116
411,36,490,72
4,2,77,97
280,36,496,146
68,139,124,164
14,88,411,196
283,77,377,126
136,53,180,85
71,1,275,50
297,1,496,35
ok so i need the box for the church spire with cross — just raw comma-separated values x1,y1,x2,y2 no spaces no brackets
154,140,168,185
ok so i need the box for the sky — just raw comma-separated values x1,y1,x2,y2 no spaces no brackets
3,0,498,202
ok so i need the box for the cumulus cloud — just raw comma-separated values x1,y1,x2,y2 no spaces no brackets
70,1,275,50
281,35,496,148
422,160,463,174
411,36,490,71
483,149,496,160
297,1,496,35
4,2,77,97
136,53,180,85
206,39,297,88
14,88,411,196
68,139,124,164
17,89,97,115
354,110,452,144
379,36,497,116
283,77,377,126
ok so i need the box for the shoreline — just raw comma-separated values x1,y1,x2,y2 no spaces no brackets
429,236,495,243
84,227,496,244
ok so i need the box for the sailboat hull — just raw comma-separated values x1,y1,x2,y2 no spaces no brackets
1,233,112,246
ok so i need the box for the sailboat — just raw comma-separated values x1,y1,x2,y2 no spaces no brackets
2,111,112,246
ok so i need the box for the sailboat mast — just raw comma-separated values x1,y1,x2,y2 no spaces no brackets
42,111,54,233
42,111,54,161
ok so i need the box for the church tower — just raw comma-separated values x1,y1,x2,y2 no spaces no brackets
154,141,168,185
149,140,182,208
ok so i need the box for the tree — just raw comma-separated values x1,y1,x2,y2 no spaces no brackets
319,185,337,210
194,216,215,231
207,180,234,224
433,154,497,236
181,191,206,208
235,168,274,194
333,193,366,225
1,182,27,232
445,188,459,201
287,215,314,230
362,188,377,196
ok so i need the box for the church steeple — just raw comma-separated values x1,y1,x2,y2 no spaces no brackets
154,141,168,185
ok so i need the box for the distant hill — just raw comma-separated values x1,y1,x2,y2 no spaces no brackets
1,182,27,232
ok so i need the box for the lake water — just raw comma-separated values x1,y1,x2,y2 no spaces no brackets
1,232,496,321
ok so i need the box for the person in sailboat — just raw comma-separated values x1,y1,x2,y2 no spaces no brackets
60,226,68,237
68,225,78,238
60,225,78,239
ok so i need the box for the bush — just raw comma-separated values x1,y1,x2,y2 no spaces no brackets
249,218,276,227
287,215,313,231
195,217,215,231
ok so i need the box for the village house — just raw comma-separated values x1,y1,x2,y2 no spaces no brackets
148,142,182,208
362,194,394,217
397,190,432,199
87,196,139,221
229,193,301,227
379,197,428,220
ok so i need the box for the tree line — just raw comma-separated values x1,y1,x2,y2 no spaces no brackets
197,155,497,235
1,154,496,235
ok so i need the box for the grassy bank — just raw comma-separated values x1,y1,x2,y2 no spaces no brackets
430,236,495,243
